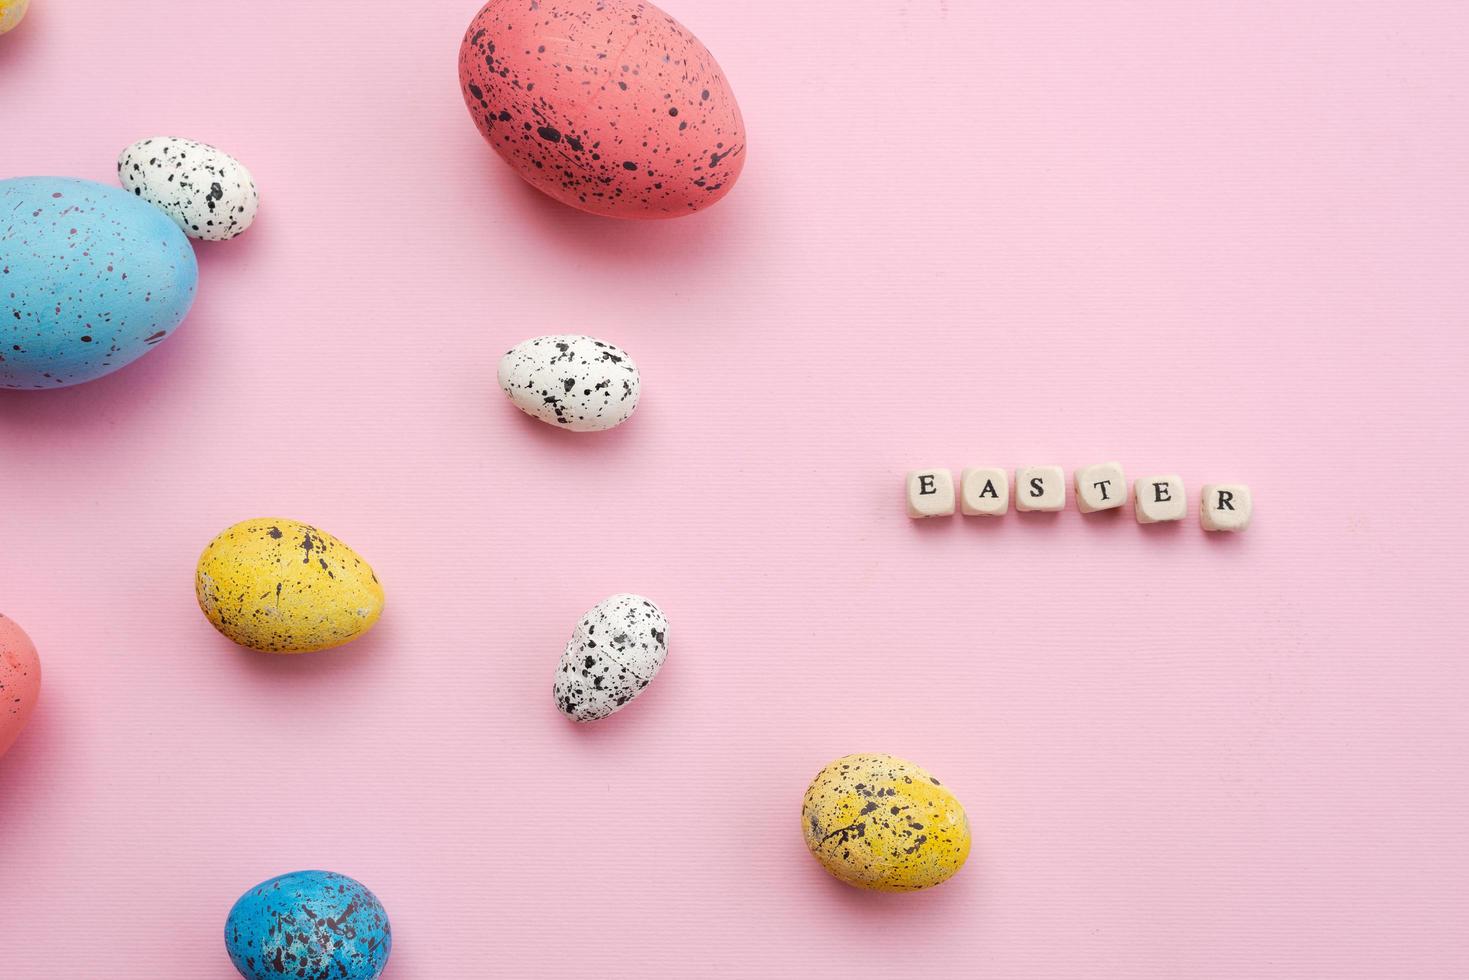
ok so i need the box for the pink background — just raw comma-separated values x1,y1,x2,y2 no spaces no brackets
2,0,1468,976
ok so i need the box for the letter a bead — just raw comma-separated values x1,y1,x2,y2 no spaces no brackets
960,467,1009,516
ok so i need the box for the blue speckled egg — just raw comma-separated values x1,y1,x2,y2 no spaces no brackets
225,870,392,980
1,176,198,390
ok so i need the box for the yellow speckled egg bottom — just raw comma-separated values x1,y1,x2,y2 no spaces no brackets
195,518,384,654
802,753,971,891
0,0,30,34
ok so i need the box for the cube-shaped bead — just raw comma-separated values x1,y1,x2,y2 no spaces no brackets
1014,465,1065,512
1200,483,1252,531
1134,475,1186,523
960,467,1009,516
906,469,955,518
1075,461,1128,513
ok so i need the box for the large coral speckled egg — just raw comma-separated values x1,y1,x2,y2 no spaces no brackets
458,0,746,218
498,334,641,431
802,753,971,892
0,614,41,759
196,518,384,654
1,177,198,389
225,870,391,980
118,137,259,241
554,594,668,721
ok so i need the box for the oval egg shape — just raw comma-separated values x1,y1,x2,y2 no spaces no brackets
498,334,640,432
0,0,30,34
196,518,384,654
0,614,41,759
1,177,198,390
555,593,668,721
459,0,746,218
802,753,971,892
118,136,259,241
225,870,391,980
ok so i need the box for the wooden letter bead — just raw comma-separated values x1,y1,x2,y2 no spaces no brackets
1075,461,1127,513
960,467,1009,516
1134,475,1186,523
906,469,955,518
1200,483,1252,531
1014,465,1065,512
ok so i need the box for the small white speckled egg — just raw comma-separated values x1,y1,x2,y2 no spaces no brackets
118,137,258,241
554,594,667,722
498,335,640,432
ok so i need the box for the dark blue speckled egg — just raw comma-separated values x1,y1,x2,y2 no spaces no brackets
1,176,198,390
225,870,392,980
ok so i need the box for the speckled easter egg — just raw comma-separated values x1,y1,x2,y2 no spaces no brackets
802,753,971,892
225,870,391,980
554,593,668,722
196,518,384,654
498,334,640,431
458,0,746,218
1,177,198,389
0,614,41,759
0,0,29,34
118,137,259,241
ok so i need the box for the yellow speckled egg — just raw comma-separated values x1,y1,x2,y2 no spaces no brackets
802,753,971,892
0,0,30,35
195,518,383,654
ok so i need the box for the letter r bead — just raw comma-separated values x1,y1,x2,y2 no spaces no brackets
1201,483,1252,531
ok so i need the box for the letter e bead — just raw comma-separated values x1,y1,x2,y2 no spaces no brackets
1134,474,1186,523
906,469,955,518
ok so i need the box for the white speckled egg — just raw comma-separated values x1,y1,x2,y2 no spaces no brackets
554,594,668,722
117,137,258,241
497,335,640,432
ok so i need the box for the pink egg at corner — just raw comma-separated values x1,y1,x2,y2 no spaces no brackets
0,614,40,758
458,0,747,219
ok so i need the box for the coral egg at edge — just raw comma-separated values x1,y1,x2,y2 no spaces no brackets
0,614,41,759
458,0,746,219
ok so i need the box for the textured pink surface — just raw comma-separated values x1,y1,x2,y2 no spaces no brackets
2,1,1468,977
